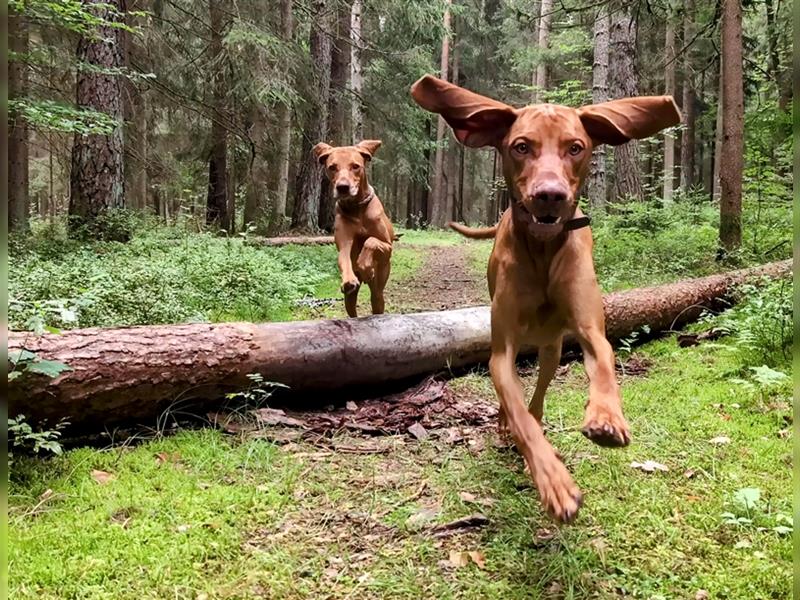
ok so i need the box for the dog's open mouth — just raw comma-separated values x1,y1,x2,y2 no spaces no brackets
533,214,560,225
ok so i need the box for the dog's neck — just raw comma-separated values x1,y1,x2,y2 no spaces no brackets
336,183,374,212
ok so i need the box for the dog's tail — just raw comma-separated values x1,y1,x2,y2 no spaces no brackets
448,221,498,239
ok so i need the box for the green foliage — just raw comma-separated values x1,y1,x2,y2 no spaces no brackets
715,279,792,368
9,99,119,135
8,415,68,465
9,219,335,328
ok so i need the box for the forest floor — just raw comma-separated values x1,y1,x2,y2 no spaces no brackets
8,227,793,600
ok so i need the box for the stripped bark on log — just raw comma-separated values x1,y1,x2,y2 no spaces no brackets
8,260,790,430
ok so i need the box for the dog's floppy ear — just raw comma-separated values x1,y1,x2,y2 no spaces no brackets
312,142,334,165
578,96,681,146
410,75,517,148
356,139,382,161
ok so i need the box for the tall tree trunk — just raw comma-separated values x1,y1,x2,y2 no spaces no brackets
69,0,126,236
719,0,743,253
350,0,364,143
428,0,452,228
244,107,269,230
122,0,147,212
533,0,553,102
226,146,236,232
9,8,30,231
763,0,790,111
291,0,332,231
608,7,642,201
588,6,609,210
662,14,676,204
268,0,294,234
680,0,696,193
446,25,460,222
712,55,723,201
206,0,229,230
319,2,352,233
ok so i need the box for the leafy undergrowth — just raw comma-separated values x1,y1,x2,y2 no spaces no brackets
466,200,792,292
9,336,791,599
8,222,449,329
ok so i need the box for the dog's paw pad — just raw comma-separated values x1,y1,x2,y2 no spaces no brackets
581,421,631,448
341,280,360,295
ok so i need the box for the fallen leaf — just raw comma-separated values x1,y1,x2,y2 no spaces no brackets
39,489,53,501
709,435,731,445
467,550,486,569
695,591,709,600
408,422,429,440
459,491,476,503
155,452,180,465
448,550,470,568
630,460,669,473
176,524,191,533
734,539,752,549
91,469,115,485
405,506,439,530
323,567,340,579
357,573,373,584
253,408,306,428
683,468,696,479
346,401,358,411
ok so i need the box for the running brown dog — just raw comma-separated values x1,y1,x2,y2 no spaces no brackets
313,140,394,317
411,75,680,522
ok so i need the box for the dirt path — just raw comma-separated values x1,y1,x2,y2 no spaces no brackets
387,244,490,313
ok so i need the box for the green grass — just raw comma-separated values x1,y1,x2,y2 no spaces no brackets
9,335,791,599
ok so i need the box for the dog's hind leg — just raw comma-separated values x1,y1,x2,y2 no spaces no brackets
367,258,391,315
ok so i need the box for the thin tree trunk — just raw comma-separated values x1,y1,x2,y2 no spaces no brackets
609,7,642,202
319,2,351,233
428,0,452,228
719,0,744,252
350,0,364,143
291,0,332,231
122,1,147,212
662,15,676,204
9,8,29,231
680,0,696,193
12,261,790,431
447,25,460,222
244,107,269,230
226,146,236,232
763,0,790,111
588,6,609,210
712,55,723,201
206,0,229,230
533,0,553,102
69,0,126,236
268,0,293,234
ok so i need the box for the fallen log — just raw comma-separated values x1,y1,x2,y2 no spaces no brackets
8,260,790,430
249,232,402,247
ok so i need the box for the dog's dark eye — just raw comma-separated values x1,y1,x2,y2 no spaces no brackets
350,164,361,171
568,143,584,156
513,142,529,155
328,164,337,171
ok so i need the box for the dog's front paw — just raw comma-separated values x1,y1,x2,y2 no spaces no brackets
531,456,583,524
581,404,631,448
341,279,360,295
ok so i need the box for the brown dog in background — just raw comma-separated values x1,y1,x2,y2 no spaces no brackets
313,140,394,318
411,75,680,522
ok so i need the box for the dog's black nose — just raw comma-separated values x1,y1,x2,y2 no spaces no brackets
533,186,567,204
336,184,351,195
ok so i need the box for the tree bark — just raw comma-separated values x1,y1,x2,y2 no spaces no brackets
608,7,642,202
206,0,230,231
69,0,126,235
319,2,352,233
712,55,723,201
9,8,30,231
9,260,790,431
243,106,269,230
428,0,452,228
680,0,696,193
719,0,743,252
268,0,294,234
291,0,332,231
533,0,553,102
350,0,364,143
588,6,609,210
662,15,676,204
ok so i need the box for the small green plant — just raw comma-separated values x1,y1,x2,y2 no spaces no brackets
224,372,288,406
8,415,69,465
721,487,792,536
8,349,71,382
